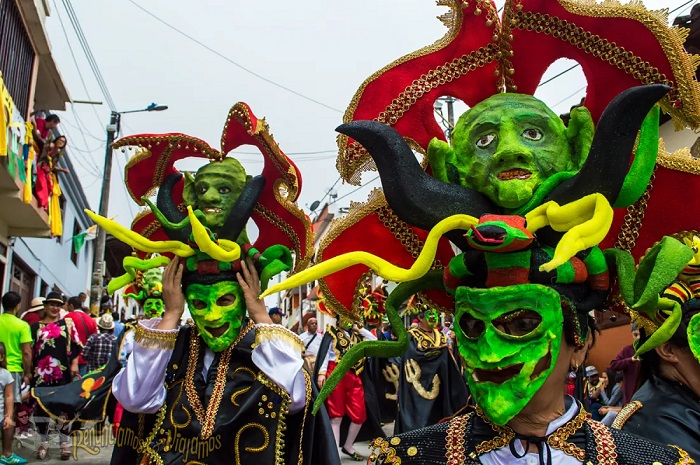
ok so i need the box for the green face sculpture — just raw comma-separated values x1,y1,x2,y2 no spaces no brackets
182,158,250,237
338,316,354,331
428,94,593,210
185,281,246,352
143,298,164,319
454,284,563,426
688,313,700,364
424,309,439,329
142,268,163,295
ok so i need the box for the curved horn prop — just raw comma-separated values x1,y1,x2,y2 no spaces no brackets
336,121,496,250
157,173,191,242
546,84,670,206
217,175,266,241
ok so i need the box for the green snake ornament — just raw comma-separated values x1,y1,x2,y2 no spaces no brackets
312,271,444,414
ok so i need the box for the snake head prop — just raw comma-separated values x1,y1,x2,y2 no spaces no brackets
466,214,534,253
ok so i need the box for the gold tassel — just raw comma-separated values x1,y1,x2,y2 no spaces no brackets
133,324,178,350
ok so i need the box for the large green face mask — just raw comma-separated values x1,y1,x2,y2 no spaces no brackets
185,281,246,352
454,284,563,426
688,312,700,363
143,298,164,319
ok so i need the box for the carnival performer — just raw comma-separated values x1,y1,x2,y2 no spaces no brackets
612,235,700,461
314,315,377,461
81,102,338,465
394,300,469,434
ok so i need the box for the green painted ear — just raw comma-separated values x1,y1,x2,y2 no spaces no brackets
259,245,292,291
565,106,594,170
613,106,660,208
427,137,454,184
312,270,445,414
182,172,197,207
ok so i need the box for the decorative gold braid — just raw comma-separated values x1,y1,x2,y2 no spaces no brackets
369,437,402,464
409,327,446,351
253,325,305,353
671,444,696,465
554,0,700,129
256,372,291,465
184,322,253,440
587,417,618,465
296,370,312,465
253,203,310,272
234,423,270,465
658,138,700,175
474,407,515,455
613,170,655,254
140,404,167,465
445,413,470,464
610,400,642,430
133,324,178,350
339,43,500,184
546,407,589,461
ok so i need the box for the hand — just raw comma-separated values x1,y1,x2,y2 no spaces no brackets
352,324,360,334
599,407,609,415
22,374,32,387
317,374,326,389
158,257,185,330
237,258,270,324
3,417,13,429
70,359,80,379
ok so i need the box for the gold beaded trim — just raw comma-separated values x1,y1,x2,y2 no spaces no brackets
184,322,253,439
445,413,470,464
369,437,402,464
253,325,305,353
546,407,588,461
234,423,270,465
671,444,695,465
658,139,700,175
133,323,178,351
140,404,167,465
295,370,313,465
610,400,642,430
587,418,618,465
474,407,515,455
613,171,655,254
409,327,447,351
256,372,291,465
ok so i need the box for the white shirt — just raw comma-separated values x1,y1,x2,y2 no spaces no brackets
113,319,307,415
480,396,581,465
299,330,322,356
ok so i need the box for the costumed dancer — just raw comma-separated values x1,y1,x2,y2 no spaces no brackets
611,234,700,461
394,297,469,434
314,314,378,461
258,0,700,460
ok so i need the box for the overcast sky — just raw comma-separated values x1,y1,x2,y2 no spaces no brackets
45,0,687,230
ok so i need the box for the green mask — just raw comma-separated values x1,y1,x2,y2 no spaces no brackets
338,316,354,331
143,298,164,319
688,313,700,364
185,281,246,352
182,158,250,239
428,94,592,210
454,284,563,426
424,309,439,329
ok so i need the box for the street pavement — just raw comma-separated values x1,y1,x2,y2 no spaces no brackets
10,423,393,464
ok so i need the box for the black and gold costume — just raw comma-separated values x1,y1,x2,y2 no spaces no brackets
394,327,469,434
614,375,700,461
111,323,338,465
370,402,693,465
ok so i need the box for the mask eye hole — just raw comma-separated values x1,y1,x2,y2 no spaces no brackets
191,299,207,310
216,294,236,306
458,313,486,339
475,133,496,148
492,309,542,337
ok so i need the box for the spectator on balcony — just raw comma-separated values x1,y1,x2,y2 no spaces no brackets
34,136,69,213
30,114,60,151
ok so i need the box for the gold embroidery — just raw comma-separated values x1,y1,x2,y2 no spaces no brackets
133,324,178,350
295,370,312,465
658,139,700,175
587,418,618,465
167,380,191,429
185,323,253,439
390,437,401,446
253,325,305,353
546,407,588,461
409,327,447,351
407,446,418,457
234,423,270,465
257,372,291,465
405,359,440,400
445,413,471,464
230,367,256,407
140,404,167,465
474,407,515,455
382,363,400,401
670,444,695,465
369,437,402,464
611,400,642,430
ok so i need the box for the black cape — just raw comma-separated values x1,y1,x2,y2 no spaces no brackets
394,327,469,434
616,375,700,461
111,323,339,465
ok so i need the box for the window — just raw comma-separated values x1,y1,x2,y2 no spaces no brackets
10,257,36,314
70,220,80,265
0,0,35,118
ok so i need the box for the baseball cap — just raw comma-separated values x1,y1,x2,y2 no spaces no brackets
585,366,598,377
268,307,283,317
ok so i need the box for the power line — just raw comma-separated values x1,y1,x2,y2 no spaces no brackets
671,0,696,14
328,176,380,206
126,0,343,114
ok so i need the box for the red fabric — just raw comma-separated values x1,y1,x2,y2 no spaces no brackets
65,310,97,365
35,118,49,140
21,312,40,326
325,361,366,424
117,103,313,271
112,402,124,438
34,163,51,210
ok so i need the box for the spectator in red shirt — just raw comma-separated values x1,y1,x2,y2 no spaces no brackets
31,114,60,151
19,298,44,327
609,322,641,404
65,296,97,376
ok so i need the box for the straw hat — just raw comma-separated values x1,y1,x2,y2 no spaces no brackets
26,297,45,313
97,313,115,330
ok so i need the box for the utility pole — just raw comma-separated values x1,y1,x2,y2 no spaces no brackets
445,96,455,141
89,111,119,315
